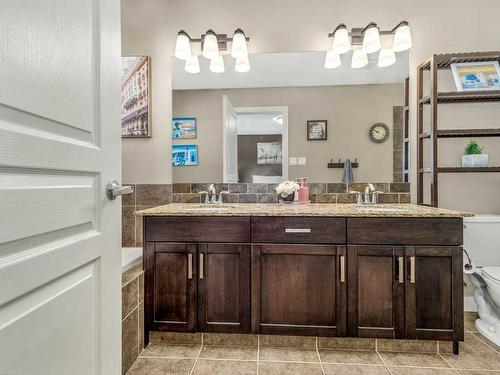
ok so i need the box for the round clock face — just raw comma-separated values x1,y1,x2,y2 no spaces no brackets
369,123,389,143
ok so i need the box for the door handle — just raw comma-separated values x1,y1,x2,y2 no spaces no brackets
340,255,345,283
106,180,134,200
398,256,404,284
188,253,193,279
285,228,311,233
199,253,204,279
409,256,415,284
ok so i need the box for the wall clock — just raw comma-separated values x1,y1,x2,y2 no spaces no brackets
369,123,390,143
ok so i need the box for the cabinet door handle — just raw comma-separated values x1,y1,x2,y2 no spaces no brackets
285,228,311,233
409,256,415,284
188,253,193,280
199,253,204,279
340,255,345,283
398,256,404,284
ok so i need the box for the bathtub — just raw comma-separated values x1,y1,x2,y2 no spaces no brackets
122,247,143,272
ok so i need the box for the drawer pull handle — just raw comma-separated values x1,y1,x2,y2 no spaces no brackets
398,257,404,284
340,255,345,283
285,228,311,233
199,253,204,279
188,253,193,280
409,256,415,284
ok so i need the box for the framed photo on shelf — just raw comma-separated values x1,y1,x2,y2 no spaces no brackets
172,117,197,139
172,144,198,166
307,120,327,140
450,61,500,91
121,56,151,137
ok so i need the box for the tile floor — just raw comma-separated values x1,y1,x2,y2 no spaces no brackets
126,313,500,375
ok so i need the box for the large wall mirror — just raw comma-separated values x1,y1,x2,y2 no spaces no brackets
171,50,409,183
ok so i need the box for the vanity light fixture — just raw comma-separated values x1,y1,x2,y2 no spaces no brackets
202,29,220,60
324,21,412,69
235,56,251,72
231,29,249,59
174,30,192,60
210,54,225,73
185,55,200,74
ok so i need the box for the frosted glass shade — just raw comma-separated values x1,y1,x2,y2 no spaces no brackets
378,48,396,67
362,25,381,54
231,30,248,59
203,31,220,59
331,26,350,55
174,32,191,60
210,54,225,73
185,55,200,74
392,24,412,52
235,56,250,72
324,50,341,69
351,49,368,69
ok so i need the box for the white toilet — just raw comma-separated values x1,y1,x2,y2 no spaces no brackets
464,214,500,345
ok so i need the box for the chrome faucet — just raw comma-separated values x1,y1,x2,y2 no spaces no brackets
351,184,383,205
202,184,229,204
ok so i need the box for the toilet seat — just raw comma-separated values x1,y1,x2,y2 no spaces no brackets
482,267,500,284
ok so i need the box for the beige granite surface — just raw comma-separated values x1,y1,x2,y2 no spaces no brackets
135,203,472,218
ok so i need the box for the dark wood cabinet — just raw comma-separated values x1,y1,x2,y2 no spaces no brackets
347,246,405,339
405,246,464,343
251,244,346,336
197,243,251,333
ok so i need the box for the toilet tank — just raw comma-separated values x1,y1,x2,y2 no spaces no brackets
464,215,500,267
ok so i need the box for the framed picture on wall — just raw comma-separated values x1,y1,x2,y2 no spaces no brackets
121,56,151,137
257,142,282,164
450,61,500,91
307,120,327,140
172,144,198,166
172,117,197,139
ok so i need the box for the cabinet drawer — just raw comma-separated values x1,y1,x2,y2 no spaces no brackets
347,218,463,245
144,216,250,243
251,217,346,244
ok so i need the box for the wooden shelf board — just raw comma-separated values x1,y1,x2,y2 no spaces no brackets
437,167,500,173
420,52,500,70
417,168,432,173
418,132,431,139
436,128,500,138
420,91,500,104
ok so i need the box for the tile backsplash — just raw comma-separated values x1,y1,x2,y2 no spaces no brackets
122,182,410,247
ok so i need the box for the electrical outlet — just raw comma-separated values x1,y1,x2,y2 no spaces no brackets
289,157,298,165
297,157,307,165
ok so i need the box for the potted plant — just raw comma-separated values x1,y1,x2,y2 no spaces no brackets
461,140,488,167
275,180,300,202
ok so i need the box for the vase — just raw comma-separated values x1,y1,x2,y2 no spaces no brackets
461,154,489,168
280,192,295,202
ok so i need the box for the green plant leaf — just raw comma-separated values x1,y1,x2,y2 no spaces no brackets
464,140,483,155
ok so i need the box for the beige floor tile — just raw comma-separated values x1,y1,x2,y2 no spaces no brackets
318,337,376,351
377,339,437,353
323,364,390,375
319,350,383,365
259,361,323,375
192,359,256,375
203,333,258,347
469,331,500,352
259,334,316,349
140,343,200,358
458,371,500,374
149,331,202,345
198,345,258,360
441,332,500,370
464,312,479,332
378,352,450,368
389,367,457,374
259,347,319,362
126,357,194,375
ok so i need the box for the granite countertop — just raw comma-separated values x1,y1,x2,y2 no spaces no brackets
135,203,473,218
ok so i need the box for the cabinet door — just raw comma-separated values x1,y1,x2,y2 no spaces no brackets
144,242,197,337
405,246,464,342
197,243,251,333
347,246,405,339
251,244,346,336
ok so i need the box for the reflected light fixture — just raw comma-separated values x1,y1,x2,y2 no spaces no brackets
210,54,225,73
202,29,220,59
378,48,396,67
351,49,368,69
235,56,250,72
362,22,381,54
174,30,192,60
185,55,200,74
392,21,412,52
324,50,341,69
331,24,350,55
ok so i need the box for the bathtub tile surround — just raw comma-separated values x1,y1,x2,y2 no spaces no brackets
122,262,145,374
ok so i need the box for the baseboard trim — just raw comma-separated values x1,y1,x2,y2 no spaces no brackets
465,296,477,312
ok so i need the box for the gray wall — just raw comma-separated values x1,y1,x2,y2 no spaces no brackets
172,84,403,183
238,135,283,183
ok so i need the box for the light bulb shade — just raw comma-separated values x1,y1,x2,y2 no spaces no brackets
392,24,412,52
378,49,396,67
331,26,350,55
235,56,250,72
351,49,368,69
210,54,225,73
324,50,341,69
362,25,381,54
203,31,220,59
185,55,200,74
175,31,191,60
231,29,248,59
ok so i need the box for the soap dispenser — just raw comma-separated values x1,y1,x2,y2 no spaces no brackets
299,177,310,203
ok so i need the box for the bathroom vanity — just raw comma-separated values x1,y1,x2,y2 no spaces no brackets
137,203,471,354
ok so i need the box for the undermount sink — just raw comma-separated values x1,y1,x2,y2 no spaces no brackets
185,205,234,212
354,206,410,212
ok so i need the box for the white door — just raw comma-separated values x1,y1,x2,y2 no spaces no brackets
223,95,239,183
0,0,122,374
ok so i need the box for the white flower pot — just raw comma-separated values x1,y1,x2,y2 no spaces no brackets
461,154,489,168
